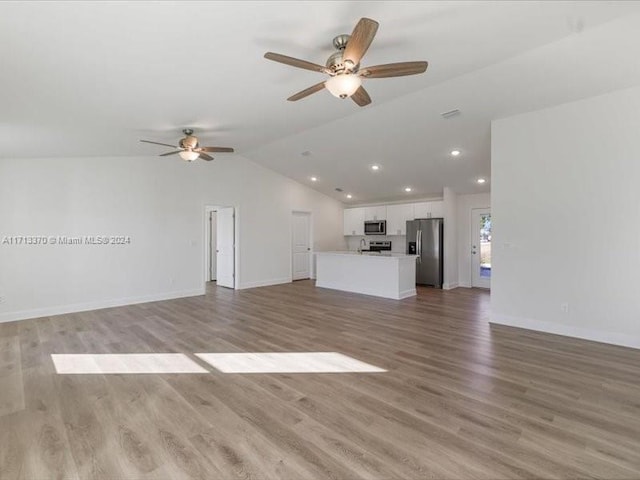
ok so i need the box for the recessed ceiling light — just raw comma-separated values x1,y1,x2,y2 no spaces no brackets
310,176,317,182
404,187,412,192
346,194,353,199
450,150,461,157
371,164,380,171
477,178,486,184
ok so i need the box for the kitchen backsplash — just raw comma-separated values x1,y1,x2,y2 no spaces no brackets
346,236,406,253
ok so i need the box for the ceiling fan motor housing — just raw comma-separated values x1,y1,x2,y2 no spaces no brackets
180,135,198,149
326,35,358,73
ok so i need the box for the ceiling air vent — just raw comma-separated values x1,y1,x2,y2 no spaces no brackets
440,109,460,119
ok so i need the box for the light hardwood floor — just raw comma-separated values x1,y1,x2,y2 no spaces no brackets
1,281,640,479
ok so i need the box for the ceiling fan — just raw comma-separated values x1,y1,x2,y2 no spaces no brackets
140,129,234,162
264,17,428,107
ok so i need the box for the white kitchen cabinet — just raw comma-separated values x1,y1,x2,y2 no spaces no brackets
363,205,387,221
429,201,444,218
413,201,444,219
412,202,430,218
386,203,414,236
346,201,443,236
343,207,365,236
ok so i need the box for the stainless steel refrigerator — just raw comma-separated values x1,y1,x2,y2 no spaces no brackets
406,218,443,288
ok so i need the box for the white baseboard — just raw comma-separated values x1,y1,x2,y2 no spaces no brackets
238,277,292,290
398,288,417,299
0,288,206,324
458,282,472,288
490,313,640,350
443,282,459,290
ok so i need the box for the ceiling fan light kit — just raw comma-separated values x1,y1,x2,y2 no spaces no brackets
264,17,428,107
179,150,200,162
325,73,362,98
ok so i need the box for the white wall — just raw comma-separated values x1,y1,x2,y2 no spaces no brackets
0,155,346,322
491,85,640,349
443,187,459,290
457,193,491,287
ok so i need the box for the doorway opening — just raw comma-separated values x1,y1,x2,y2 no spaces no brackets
291,211,312,281
471,208,491,289
205,206,237,289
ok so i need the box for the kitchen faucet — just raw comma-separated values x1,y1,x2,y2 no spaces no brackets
358,238,366,253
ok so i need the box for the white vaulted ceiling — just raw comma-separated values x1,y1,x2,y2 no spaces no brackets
1,1,640,203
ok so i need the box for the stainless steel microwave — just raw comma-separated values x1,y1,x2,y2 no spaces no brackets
364,220,386,235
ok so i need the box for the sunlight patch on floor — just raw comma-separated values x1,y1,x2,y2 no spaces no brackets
51,353,209,374
195,352,386,373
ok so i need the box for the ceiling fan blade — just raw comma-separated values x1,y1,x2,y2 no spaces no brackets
343,18,379,67
159,150,182,157
287,82,326,102
359,61,428,79
351,85,372,107
199,147,235,153
199,152,214,161
140,139,178,148
264,52,327,73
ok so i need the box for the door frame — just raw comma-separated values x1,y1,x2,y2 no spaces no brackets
204,205,240,289
208,210,217,281
471,207,491,289
291,210,313,281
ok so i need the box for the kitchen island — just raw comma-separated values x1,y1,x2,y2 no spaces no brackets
315,251,417,300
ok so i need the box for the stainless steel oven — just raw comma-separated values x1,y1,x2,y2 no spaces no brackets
364,220,386,235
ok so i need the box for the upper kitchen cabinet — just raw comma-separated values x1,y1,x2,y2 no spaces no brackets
363,206,387,221
413,201,444,219
343,207,365,236
429,201,444,218
386,203,415,236
344,200,443,236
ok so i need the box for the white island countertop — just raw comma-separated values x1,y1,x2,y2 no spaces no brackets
316,251,417,258
315,251,417,299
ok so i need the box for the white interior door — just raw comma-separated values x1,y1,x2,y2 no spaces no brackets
292,212,311,281
216,207,235,288
471,208,491,288
209,211,217,281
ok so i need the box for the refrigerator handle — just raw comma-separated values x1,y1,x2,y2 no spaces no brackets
417,230,422,262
